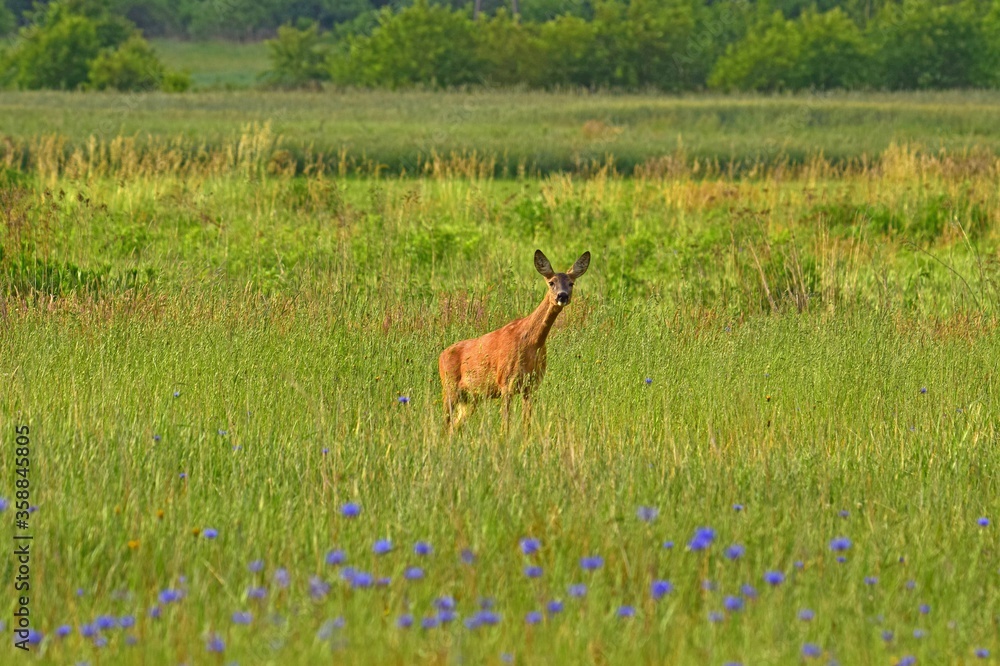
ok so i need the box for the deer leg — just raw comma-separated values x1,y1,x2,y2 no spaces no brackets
451,399,473,433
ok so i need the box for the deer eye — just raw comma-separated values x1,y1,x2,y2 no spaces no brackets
569,282,574,286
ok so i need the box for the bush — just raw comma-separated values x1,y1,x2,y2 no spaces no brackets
260,22,331,89
88,34,164,91
709,8,869,91
11,3,101,89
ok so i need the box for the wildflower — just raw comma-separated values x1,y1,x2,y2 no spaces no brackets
546,600,564,615
248,559,264,572
829,537,851,552
309,576,330,599
520,537,540,555
421,616,439,630
232,611,252,625
580,555,603,571
651,580,673,600
708,611,724,623
325,549,346,566
636,506,658,522
404,567,424,581
125,635,138,646
724,544,745,560
376,576,391,586
476,610,501,626
524,565,543,578
247,587,266,599
688,527,716,551
881,630,893,642
373,539,393,555
461,548,475,564
978,517,990,527
864,576,878,586
919,603,930,614
203,528,218,539
740,584,758,598
179,472,187,479
153,434,161,442
414,541,433,556
322,447,329,454
702,579,717,591
218,430,227,436
397,614,413,629
919,387,927,394
95,616,116,630
0,498,7,511
794,561,804,570
128,539,140,550
434,596,456,611
501,653,514,663
437,610,456,624
398,396,410,404
568,584,587,598
206,634,225,652
906,580,916,590
617,606,635,618
733,504,744,512
55,625,72,638
975,648,990,658
351,572,373,588
798,609,815,621
763,571,785,586
173,391,180,398
724,596,744,612
81,624,97,638
149,606,161,619
316,618,343,640
896,654,917,664
802,643,821,658
663,540,675,549
341,503,361,518
913,629,926,639
836,556,847,564
525,611,542,625
274,568,290,588
119,615,135,629
94,636,108,648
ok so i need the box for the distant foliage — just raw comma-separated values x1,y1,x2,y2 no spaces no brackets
1,1,188,91
260,22,331,89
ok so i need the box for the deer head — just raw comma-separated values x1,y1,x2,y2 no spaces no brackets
534,249,590,307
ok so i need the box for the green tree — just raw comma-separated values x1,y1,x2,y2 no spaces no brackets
88,33,165,90
11,3,101,89
261,21,331,89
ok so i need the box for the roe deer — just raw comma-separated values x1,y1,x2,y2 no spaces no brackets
438,249,591,432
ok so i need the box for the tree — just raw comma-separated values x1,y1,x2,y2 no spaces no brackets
11,3,101,89
88,33,165,90
260,21,331,89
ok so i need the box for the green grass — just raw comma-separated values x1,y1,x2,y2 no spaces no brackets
150,39,270,90
2,164,999,663
4,90,1000,175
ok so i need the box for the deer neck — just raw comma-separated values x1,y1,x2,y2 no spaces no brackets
522,295,562,350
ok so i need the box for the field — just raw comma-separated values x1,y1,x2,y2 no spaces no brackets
151,39,270,90
1,91,999,665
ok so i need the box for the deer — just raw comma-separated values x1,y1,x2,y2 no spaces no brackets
438,249,591,433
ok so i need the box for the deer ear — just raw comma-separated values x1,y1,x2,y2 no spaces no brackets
534,249,555,278
568,251,590,279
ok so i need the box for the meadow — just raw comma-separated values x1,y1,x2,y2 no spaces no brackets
1,92,999,665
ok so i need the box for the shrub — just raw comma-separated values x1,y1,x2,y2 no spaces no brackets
261,22,331,89
11,3,101,90
88,34,164,91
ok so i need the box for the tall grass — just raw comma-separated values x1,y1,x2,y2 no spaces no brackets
1,127,999,664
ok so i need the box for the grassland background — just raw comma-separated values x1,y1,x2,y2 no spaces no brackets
1,88,999,665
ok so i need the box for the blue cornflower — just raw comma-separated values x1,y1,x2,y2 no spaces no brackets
645,377,653,385
741,583,758,598
723,663,744,666
733,504,744,511
434,596,456,611
637,506,658,522
95,616,116,630
978,517,990,527
0,498,7,511
913,629,926,639
702,579,717,591
724,544,745,560
248,559,264,572
309,576,330,599
708,611,724,623
501,653,514,663
274,568,290,588
975,648,990,658
350,572,373,588
437,610,456,624
477,610,501,626
580,555,604,571
153,434,161,442
617,606,635,618
373,539,393,555
398,396,410,404
838,509,849,518
414,541,433,556
206,634,225,652
94,636,108,648
173,391,180,398
232,611,252,625
404,567,424,581
906,580,916,590
119,615,135,629
763,571,785,586
688,527,716,551
836,556,847,564
247,586,266,599
830,537,851,552
919,387,927,394
397,614,413,629
896,657,916,666
663,540,674,549
322,447,329,454
881,630,894,642
21,629,40,645
802,643,821,658
525,611,542,625
376,576,391,586
798,609,815,621
524,565,543,578
651,580,673,600
547,600,564,615
55,625,72,638
341,502,361,518
568,584,587,598
864,576,878,586
179,472,187,479
461,548,475,564
325,549,346,566
148,606,161,619
724,596,744,612
81,623,97,638
919,603,930,614
794,561,804,570
218,430,227,436
203,528,219,539
316,618,345,640
520,537,541,555
125,635,138,646
421,616,439,630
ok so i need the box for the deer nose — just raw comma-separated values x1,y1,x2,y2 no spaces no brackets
556,292,569,305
